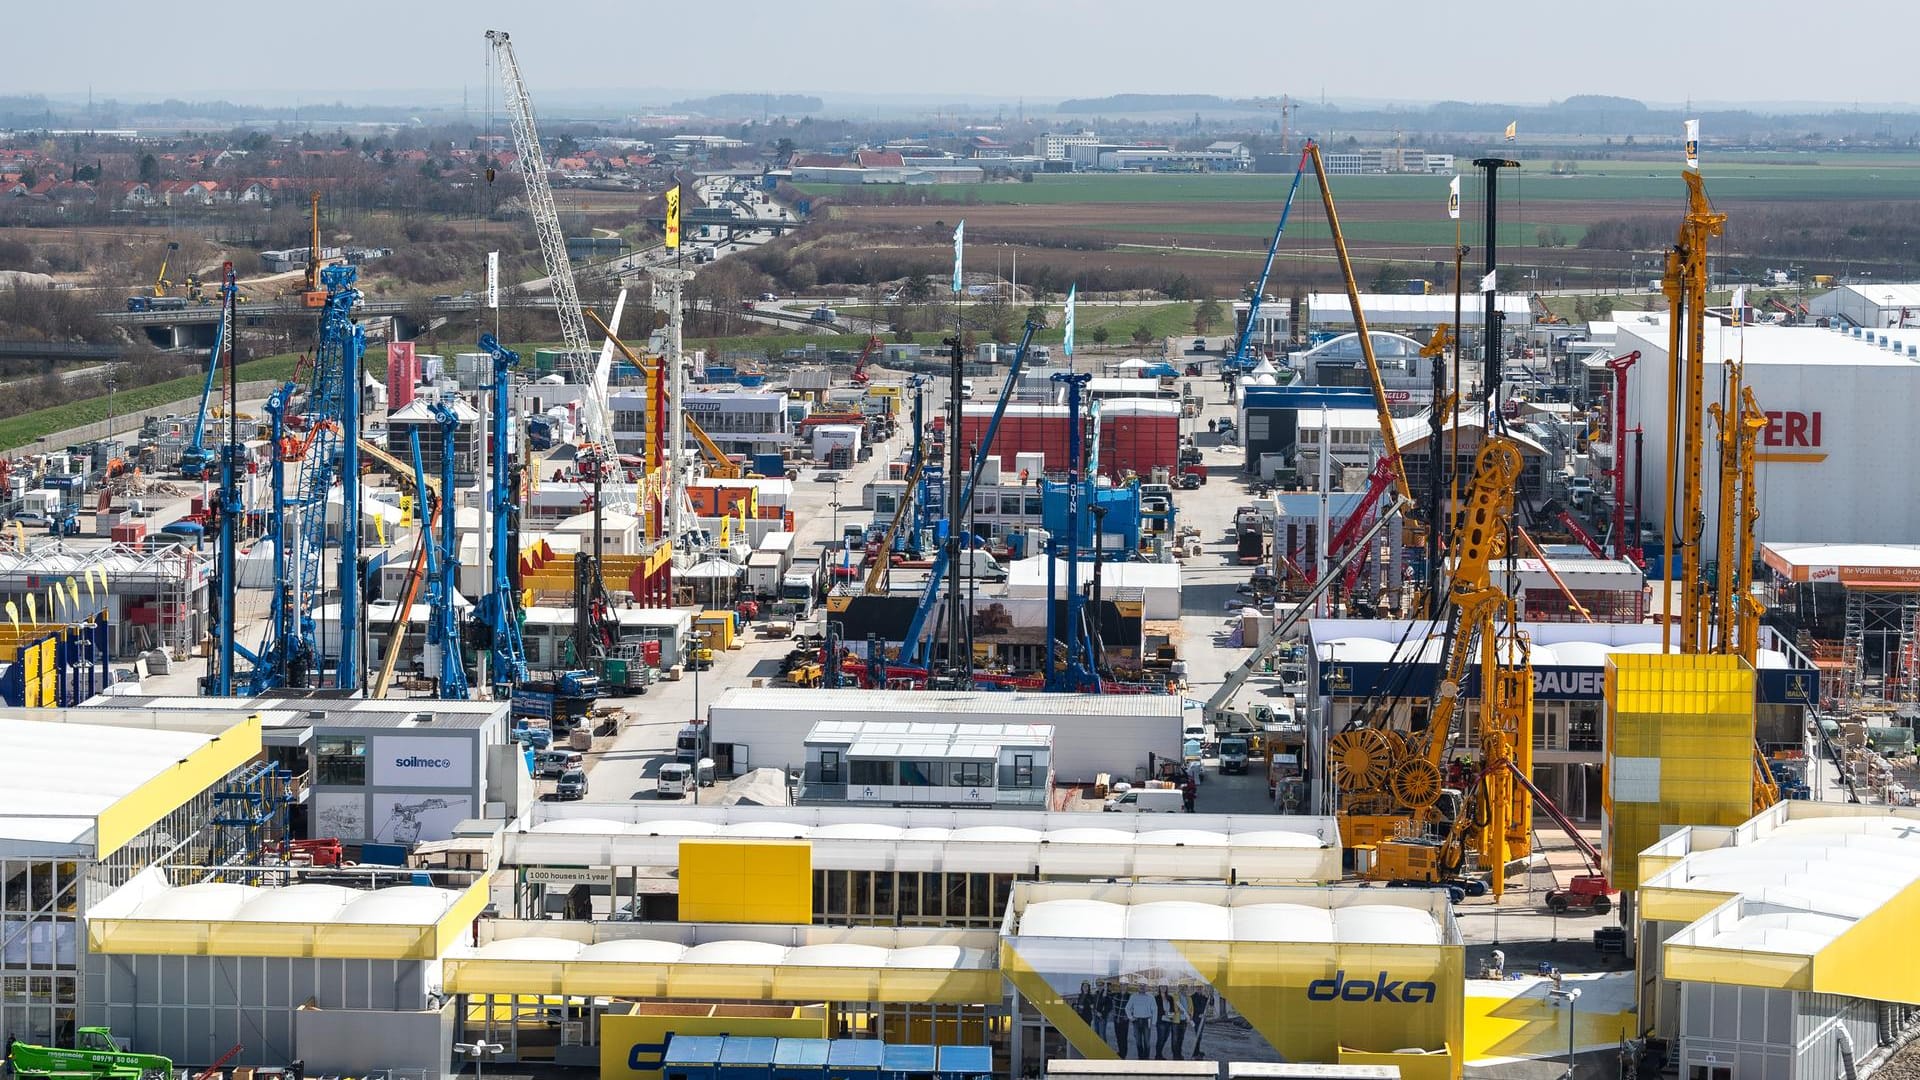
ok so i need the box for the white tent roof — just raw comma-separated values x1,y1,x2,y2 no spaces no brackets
512,804,1340,883
89,869,466,926
452,936,985,969
1015,893,1446,946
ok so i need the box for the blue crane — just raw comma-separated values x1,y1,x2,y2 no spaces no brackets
408,403,471,699
899,321,1037,669
475,334,529,690
1044,371,1100,692
251,264,363,690
178,270,239,479
1224,147,1310,374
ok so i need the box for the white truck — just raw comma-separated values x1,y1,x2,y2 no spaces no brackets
779,570,818,620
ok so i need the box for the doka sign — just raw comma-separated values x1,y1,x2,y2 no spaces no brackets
1306,969,1439,1004
369,735,474,789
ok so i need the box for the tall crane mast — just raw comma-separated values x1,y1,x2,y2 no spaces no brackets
251,263,363,692
476,334,529,691
1662,170,1726,654
410,403,471,700
301,193,328,308
485,29,607,449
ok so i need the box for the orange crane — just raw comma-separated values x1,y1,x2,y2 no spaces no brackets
300,192,328,308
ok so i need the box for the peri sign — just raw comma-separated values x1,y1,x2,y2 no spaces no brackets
369,734,474,789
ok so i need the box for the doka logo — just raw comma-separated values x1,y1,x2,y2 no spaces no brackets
629,1035,672,1072
393,755,453,769
1306,969,1438,1004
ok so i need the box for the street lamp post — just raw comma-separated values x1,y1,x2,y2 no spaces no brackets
453,1041,504,1080
1547,985,1582,1080
689,628,710,802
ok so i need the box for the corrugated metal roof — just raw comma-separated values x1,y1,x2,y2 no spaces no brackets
1620,314,1920,367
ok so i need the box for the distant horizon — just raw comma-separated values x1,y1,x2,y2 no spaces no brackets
9,0,1919,113
12,88,1920,119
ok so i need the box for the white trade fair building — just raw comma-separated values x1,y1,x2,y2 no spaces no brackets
1618,313,1920,547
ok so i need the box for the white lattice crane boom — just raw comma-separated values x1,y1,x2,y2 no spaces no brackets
485,29,608,448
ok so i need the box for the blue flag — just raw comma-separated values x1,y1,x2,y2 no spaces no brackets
952,220,965,294
1063,284,1076,359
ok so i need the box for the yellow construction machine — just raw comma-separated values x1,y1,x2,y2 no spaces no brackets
1329,437,1532,897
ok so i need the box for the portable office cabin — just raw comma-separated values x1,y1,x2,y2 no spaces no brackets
881,1044,937,1080
774,1039,832,1080
664,1035,730,1080
828,1039,885,1080
720,1036,781,1080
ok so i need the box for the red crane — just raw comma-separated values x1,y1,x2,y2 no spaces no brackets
851,333,883,385
1605,350,1642,564
1556,509,1608,560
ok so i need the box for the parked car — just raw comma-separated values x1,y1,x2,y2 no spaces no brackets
554,769,588,800
1192,337,1209,352
1566,475,1595,509
1177,473,1203,490
534,749,583,779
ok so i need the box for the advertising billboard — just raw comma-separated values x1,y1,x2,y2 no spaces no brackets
369,792,474,846
369,734,475,789
1002,930,1462,1078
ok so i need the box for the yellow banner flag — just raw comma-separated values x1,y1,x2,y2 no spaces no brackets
1504,120,1517,142
5,601,16,631
664,185,682,250
25,593,35,623
65,578,78,611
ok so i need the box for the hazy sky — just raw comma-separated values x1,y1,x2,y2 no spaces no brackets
9,0,1918,109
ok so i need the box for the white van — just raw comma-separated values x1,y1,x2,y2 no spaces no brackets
657,762,693,798
953,549,1006,581
1104,787,1185,813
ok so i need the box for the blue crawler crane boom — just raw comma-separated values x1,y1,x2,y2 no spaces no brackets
250,264,363,690
409,404,471,699
178,272,238,478
1225,148,1309,374
476,334,529,690
899,321,1038,668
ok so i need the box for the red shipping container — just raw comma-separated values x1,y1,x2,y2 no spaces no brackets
111,523,147,544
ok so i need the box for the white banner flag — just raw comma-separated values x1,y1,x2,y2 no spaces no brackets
1447,175,1460,220
952,220,965,294
1730,285,1747,326
486,251,500,309
1684,119,1700,171
1480,270,1497,294
1063,284,1076,359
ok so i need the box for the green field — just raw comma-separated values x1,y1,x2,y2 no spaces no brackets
802,156,1920,207
0,352,306,452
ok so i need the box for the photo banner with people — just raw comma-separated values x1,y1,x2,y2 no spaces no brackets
1002,931,1463,1076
